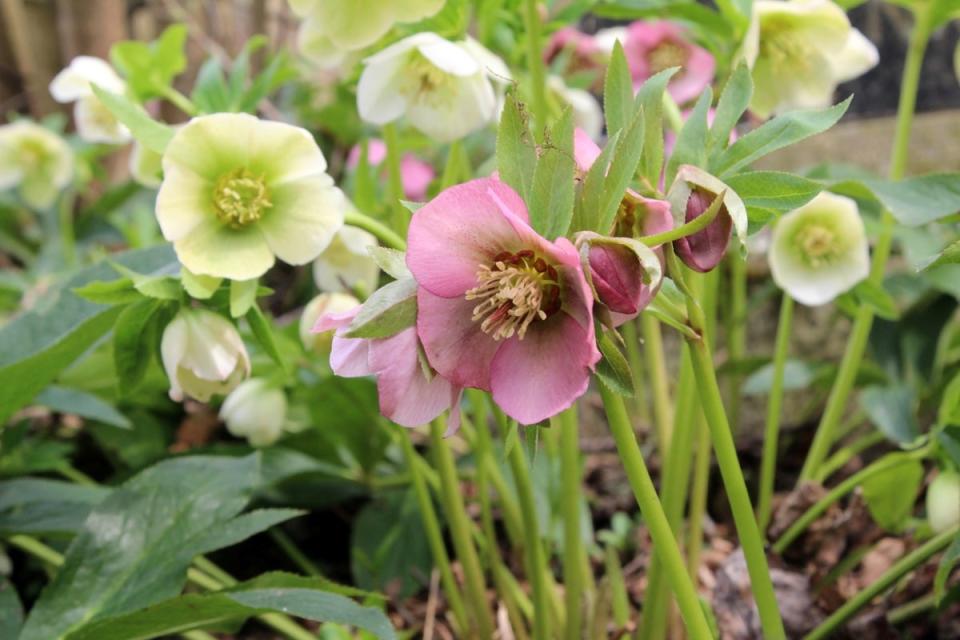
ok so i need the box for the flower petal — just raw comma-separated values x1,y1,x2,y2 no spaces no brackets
259,180,345,266
357,54,409,126
173,218,275,280
831,28,879,83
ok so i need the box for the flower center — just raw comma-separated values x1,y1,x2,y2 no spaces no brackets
402,50,454,106
795,223,838,267
760,23,811,70
648,42,689,74
212,168,272,228
465,250,561,341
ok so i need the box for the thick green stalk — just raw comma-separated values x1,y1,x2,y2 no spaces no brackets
382,123,408,235
726,253,748,431
599,385,714,639
559,406,584,640
757,294,794,531
521,0,548,135
798,7,933,482
343,210,406,250
605,546,631,630
507,433,552,640
640,314,673,454
398,434,471,635
428,420,495,638
58,190,76,267
622,320,652,428
804,526,959,640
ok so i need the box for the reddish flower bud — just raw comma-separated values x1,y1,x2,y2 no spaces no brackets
576,232,663,326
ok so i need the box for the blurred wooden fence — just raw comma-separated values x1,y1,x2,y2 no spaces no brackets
0,0,298,121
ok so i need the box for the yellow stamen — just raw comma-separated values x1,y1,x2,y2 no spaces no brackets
212,167,272,228
464,253,560,341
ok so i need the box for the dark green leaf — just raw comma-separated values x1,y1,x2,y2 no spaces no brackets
708,62,752,154
860,173,960,227
595,329,634,397
0,579,22,639
724,171,822,212
920,239,960,271
635,68,678,187
113,298,165,396
528,109,576,239
666,88,711,186
572,130,619,232
861,385,921,446
603,41,633,135
742,360,815,395
935,535,960,604
0,478,108,536
35,386,130,429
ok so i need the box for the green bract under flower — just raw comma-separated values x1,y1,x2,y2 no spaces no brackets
0,121,73,210
742,0,878,119
769,191,869,306
156,113,345,281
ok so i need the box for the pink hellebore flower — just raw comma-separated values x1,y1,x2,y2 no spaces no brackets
544,27,604,76
406,178,600,425
314,309,461,429
347,139,435,201
622,21,715,105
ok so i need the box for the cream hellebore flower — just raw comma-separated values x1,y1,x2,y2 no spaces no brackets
291,0,444,67
49,56,131,145
220,378,288,447
161,308,251,402
312,225,380,294
742,0,878,119
299,292,361,356
0,121,73,209
769,191,869,306
156,113,345,281
358,33,510,143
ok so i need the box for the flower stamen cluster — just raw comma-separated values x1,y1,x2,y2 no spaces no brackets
794,223,839,268
212,168,272,228
466,250,561,341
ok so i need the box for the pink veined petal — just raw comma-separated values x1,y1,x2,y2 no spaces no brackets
573,128,602,172
489,312,599,425
406,178,529,297
416,288,500,390
369,327,458,427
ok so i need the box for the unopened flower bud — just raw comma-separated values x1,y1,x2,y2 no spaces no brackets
927,470,960,534
300,292,361,356
577,232,663,325
220,378,287,447
160,308,250,402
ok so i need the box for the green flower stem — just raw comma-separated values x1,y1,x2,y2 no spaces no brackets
641,314,674,455
559,406,584,640
58,190,76,267
661,93,684,134
268,528,321,577
798,6,933,483
814,431,887,484
756,293,794,531
522,0,548,136
886,593,938,626
5,535,315,640
599,384,714,639
726,253,748,431
604,545,631,630
773,448,929,554
622,320,652,428
428,419,495,638
507,429,552,640
343,209,406,250
803,526,959,640
382,123,408,235
440,140,466,189
159,85,199,116
398,433,471,635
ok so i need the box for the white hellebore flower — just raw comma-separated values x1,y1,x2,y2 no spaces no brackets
156,113,345,281
0,121,73,209
548,76,603,141
313,225,380,294
769,191,869,306
49,56,131,144
743,0,879,119
358,33,510,143
299,292,361,356
161,308,251,402
220,378,287,447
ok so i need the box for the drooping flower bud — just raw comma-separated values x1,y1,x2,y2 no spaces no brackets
219,378,287,447
576,232,663,325
160,308,250,402
299,292,361,357
926,470,960,534
312,226,381,295
667,165,747,273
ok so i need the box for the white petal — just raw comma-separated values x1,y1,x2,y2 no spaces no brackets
173,218,276,280
405,74,497,142
831,28,879,83
155,163,213,242
417,38,481,77
594,27,628,54
258,181,345,266
357,55,409,125
461,38,511,82
74,97,131,144
297,19,348,68
50,56,125,102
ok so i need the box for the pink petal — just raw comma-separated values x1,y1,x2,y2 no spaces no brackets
589,243,645,316
330,334,373,377
574,129,602,172
312,308,358,333
400,155,435,201
489,312,599,424
369,327,458,427
346,139,387,169
674,190,733,273
406,178,529,297
667,44,715,105
636,194,674,238
416,288,500,390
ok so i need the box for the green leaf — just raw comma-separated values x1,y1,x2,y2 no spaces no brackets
0,245,176,426
90,86,174,155
724,171,822,212
708,62,752,154
245,304,285,369
229,278,259,318
0,478,108,536
109,262,181,301
35,385,131,429
496,91,538,203
859,173,960,226
635,68,678,187
742,360,815,395
528,108,576,239
72,278,143,306
0,579,22,639
345,278,418,339
368,246,410,280
861,385,922,447
934,535,960,605
0,426,73,477
19,455,274,640
110,25,188,101
597,108,645,233
67,572,396,640
860,454,924,531
936,425,960,468
181,270,222,300
595,329,634,397
665,87,711,186
572,130,620,232
920,239,960,271
713,98,851,176
113,299,167,396
191,57,231,113
603,41,634,135
851,279,899,320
